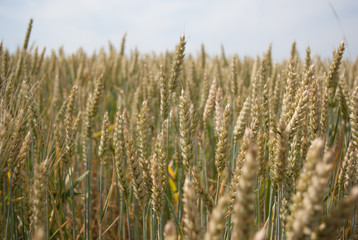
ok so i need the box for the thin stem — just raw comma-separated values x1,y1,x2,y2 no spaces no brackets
178,165,184,223
69,167,76,240
160,212,164,240
215,175,220,204
85,122,93,239
99,161,103,240
5,176,12,240
114,166,123,240
270,196,277,240
267,183,275,238
152,210,157,240
126,203,131,240
142,206,147,240
258,179,261,229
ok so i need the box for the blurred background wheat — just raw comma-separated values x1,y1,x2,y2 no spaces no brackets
1,15,358,240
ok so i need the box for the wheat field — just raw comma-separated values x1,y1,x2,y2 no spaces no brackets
1,19,358,240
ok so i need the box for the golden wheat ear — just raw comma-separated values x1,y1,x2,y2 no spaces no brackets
183,177,202,240
232,146,258,240
311,186,358,239
23,18,33,51
204,195,229,240
164,220,177,240
169,34,186,93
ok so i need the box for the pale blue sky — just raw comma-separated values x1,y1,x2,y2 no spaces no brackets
0,0,357,60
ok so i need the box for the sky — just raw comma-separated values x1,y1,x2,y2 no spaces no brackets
0,0,357,60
